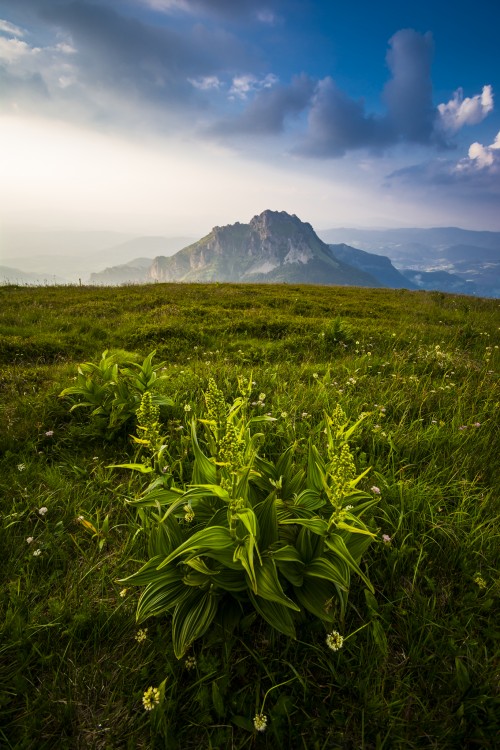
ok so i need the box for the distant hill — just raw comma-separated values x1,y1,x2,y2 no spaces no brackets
319,226,500,296
90,257,152,285
148,210,382,287
327,244,416,289
1,231,194,283
0,266,68,286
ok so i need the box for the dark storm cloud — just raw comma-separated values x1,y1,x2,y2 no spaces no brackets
382,29,440,145
209,73,314,136
208,28,447,156
294,77,392,157
40,1,254,101
293,29,446,158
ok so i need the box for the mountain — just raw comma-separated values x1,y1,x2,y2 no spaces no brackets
327,244,416,289
0,266,68,285
1,231,195,283
89,257,152,285
147,210,382,287
318,226,500,297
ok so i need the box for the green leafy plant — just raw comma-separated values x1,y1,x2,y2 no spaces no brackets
59,349,173,438
121,381,378,657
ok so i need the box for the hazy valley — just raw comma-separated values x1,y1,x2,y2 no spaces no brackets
2,212,500,297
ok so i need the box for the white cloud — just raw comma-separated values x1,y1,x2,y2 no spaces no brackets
257,10,276,24
455,131,500,172
0,36,41,63
229,73,278,99
437,85,493,133
188,75,221,91
0,19,25,37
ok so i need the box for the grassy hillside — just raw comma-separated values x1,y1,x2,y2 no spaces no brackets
0,283,499,749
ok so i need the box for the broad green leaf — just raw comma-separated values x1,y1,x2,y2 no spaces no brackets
233,537,257,593
283,468,306,500
279,517,328,535
185,557,220,576
118,555,163,585
276,561,304,587
336,521,377,537
191,419,217,484
271,544,304,564
296,526,323,564
303,556,349,590
212,569,247,592
212,682,225,718
172,588,219,658
107,462,153,474
248,591,296,638
157,526,234,569
294,577,337,623
325,533,374,592
341,529,374,563
293,489,324,511
254,493,279,550
254,557,300,610
307,442,325,493
275,444,296,478
182,484,229,502
136,573,187,622
149,513,184,557
235,507,258,538
127,487,183,509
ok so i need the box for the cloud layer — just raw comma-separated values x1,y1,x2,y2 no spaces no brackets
0,3,494,161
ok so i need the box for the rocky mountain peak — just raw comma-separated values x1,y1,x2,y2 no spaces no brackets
146,210,382,286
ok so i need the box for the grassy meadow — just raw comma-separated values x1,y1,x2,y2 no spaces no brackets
0,282,499,749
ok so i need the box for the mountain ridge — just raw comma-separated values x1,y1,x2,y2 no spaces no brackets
147,210,382,287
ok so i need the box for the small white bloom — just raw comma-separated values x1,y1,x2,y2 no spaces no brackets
326,630,344,651
26,536,34,544
382,534,392,544
253,713,268,732
38,507,48,516
44,430,54,437
370,486,381,495
32,549,42,557
142,686,160,711
17,463,26,471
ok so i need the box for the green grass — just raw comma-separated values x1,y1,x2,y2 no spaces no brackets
0,283,499,749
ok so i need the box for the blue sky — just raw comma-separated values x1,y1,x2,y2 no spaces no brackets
1,0,499,238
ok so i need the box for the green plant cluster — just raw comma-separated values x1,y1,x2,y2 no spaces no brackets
59,349,173,438
119,383,378,657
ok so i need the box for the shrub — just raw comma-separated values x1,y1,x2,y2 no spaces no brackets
120,380,378,658
59,349,173,438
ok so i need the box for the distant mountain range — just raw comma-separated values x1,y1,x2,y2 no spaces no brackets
2,214,499,296
1,232,194,284
320,226,500,296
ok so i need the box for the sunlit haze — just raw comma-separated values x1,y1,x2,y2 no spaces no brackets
1,0,500,246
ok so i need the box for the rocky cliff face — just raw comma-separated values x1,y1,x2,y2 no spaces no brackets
147,210,381,287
